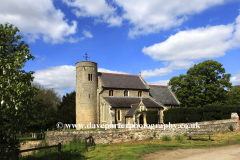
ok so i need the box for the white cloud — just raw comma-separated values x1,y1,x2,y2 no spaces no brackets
142,24,234,61
33,65,76,90
0,0,77,44
115,0,226,38
62,0,122,27
230,71,240,85
83,30,93,38
141,61,194,78
232,15,240,47
33,65,128,93
62,0,226,38
98,68,128,74
148,80,170,86
69,29,93,42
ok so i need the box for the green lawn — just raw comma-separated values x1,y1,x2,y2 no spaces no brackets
20,131,240,160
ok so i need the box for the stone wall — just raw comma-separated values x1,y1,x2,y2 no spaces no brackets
45,117,239,145
19,140,42,156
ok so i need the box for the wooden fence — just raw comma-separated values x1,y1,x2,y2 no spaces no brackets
1,143,61,160
85,136,95,152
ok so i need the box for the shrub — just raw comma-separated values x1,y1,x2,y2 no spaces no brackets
153,132,157,138
162,135,171,141
174,135,183,141
228,125,234,131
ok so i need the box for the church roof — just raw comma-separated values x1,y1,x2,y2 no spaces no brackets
98,72,148,90
103,97,164,108
125,104,139,117
149,85,180,106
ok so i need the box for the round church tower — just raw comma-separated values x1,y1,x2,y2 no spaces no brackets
76,61,98,130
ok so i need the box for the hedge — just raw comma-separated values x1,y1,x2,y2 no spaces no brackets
163,105,240,123
145,110,159,124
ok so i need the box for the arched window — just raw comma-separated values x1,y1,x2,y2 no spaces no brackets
138,91,142,97
109,89,113,96
88,73,92,81
124,90,128,97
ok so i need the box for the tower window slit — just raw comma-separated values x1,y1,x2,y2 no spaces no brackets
88,73,93,81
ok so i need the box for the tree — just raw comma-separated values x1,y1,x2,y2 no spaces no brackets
169,60,232,108
0,22,37,157
57,91,76,125
227,85,240,105
32,83,61,130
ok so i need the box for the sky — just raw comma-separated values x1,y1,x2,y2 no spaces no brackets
1,0,240,97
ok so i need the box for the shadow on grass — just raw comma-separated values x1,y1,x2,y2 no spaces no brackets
20,151,87,160
188,138,215,141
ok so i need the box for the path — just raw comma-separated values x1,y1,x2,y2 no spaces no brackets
140,144,240,160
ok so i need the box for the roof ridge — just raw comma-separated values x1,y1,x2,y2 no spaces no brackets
131,103,140,105
99,72,138,77
148,84,168,87
103,96,148,98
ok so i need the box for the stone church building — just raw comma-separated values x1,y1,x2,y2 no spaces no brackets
76,61,180,130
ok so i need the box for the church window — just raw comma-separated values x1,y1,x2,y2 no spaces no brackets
124,90,128,97
88,73,92,81
109,89,113,96
89,94,90,98
117,110,121,121
138,91,142,97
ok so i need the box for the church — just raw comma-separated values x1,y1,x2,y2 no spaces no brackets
76,60,180,130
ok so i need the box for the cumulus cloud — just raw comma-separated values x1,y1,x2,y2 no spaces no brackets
33,65,76,90
230,71,240,85
83,30,93,38
115,0,226,38
62,0,122,27
141,61,194,78
62,0,226,38
142,24,234,61
148,80,170,86
98,68,128,74
232,15,240,47
33,65,128,93
0,0,77,44
69,29,93,42
141,13,240,78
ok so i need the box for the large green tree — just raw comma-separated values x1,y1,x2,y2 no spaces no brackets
0,22,38,157
57,91,76,125
227,85,240,105
32,83,61,130
169,60,232,108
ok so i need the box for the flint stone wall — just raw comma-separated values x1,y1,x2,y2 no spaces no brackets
45,118,239,145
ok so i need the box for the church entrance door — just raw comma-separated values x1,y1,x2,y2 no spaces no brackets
139,115,144,125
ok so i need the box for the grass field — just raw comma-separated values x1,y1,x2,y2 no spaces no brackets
20,131,240,160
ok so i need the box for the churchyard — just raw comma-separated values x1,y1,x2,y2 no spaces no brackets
19,130,240,160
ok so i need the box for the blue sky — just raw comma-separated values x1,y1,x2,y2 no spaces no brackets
1,0,240,97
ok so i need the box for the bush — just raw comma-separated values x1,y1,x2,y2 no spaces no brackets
174,135,183,141
162,135,171,141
